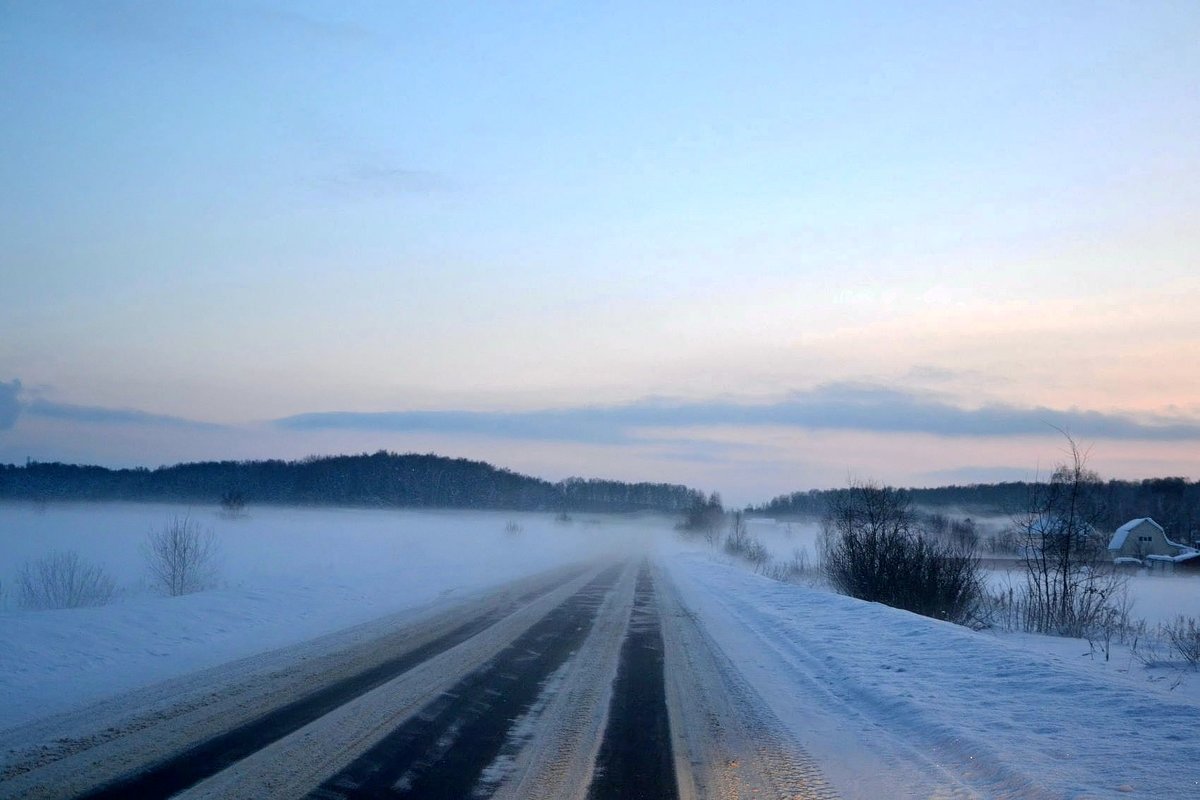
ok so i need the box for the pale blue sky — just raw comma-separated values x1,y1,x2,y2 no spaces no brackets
2,2,1198,500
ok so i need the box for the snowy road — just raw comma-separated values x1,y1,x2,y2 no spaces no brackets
4,551,1199,799
0,557,836,800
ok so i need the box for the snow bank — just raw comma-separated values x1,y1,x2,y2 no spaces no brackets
665,552,1200,799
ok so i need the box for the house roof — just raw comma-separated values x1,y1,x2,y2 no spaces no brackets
1146,551,1200,563
1108,518,1164,551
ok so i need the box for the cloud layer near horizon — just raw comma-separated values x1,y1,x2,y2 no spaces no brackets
0,383,222,432
6,380,1199,445
274,384,1200,444
0,380,21,430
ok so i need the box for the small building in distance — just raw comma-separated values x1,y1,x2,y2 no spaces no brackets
1108,518,1197,566
1145,551,1200,574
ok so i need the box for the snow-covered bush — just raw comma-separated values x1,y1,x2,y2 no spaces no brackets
143,516,220,596
17,550,117,610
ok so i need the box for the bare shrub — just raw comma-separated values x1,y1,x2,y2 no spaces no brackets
722,511,771,571
144,516,220,596
763,548,813,584
1129,621,1168,668
1163,616,1200,667
982,576,1135,647
17,550,117,610
504,520,523,537
745,538,771,572
822,481,982,625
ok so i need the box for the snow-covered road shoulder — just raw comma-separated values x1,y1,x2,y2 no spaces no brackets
664,552,1200,799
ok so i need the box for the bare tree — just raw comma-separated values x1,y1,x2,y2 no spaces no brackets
219,489,247,518
1015,433,1125,637
144,516,220,596
678,492,724,546
723,510,749,554
18,550,117,610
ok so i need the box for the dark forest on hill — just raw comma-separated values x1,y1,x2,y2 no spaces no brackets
754,478,1200,540
0,451,705,514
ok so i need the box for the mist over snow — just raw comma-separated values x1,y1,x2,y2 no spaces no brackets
0,502,668,729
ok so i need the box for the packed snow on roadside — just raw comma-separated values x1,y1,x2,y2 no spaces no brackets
665,550,1200,800
0,502,656,731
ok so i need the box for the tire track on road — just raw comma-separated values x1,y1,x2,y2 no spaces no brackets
482,563,636,800
306,564,627,799
656,563,839,800
586,565,678,800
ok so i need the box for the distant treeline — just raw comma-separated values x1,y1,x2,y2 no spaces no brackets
0,451,705,514
755,478,1200,539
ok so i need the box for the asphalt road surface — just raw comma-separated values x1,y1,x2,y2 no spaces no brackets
0,559,835,800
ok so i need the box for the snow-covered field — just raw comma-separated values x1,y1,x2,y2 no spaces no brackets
0,502,654,729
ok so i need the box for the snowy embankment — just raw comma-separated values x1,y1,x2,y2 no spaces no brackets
0,503,650,730
665,552,1200,799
